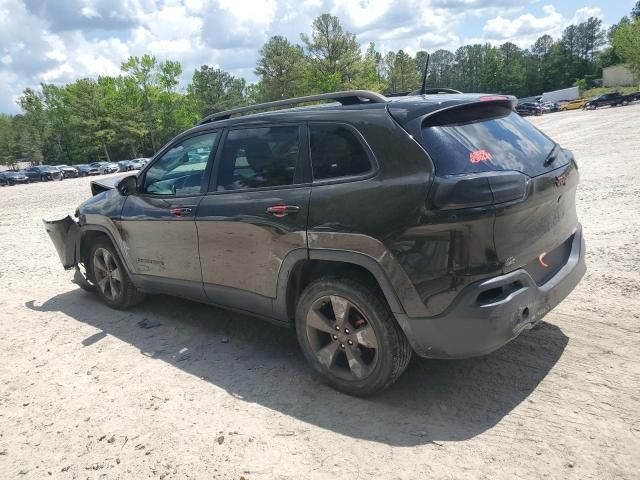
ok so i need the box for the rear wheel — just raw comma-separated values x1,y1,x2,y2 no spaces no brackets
295,277,412,396
88,239,144,310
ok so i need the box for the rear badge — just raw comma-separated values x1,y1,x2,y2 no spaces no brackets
469,150,493,164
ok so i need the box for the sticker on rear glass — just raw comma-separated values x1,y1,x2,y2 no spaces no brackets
469,150,493,164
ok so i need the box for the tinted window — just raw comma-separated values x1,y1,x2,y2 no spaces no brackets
216,126,299,191
420,104,557,177
144,132,218,195
309,124,371,180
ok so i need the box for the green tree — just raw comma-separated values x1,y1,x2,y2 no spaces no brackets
496,42,526,96
414,50,429,80
17,88,47,164
121,54,160,152
612,18,640,84
255,36,307,101
301,14,362,91
427,49,455,88
384,50,420,93
355,42,385,91
0,114,18,168
188,65,246,117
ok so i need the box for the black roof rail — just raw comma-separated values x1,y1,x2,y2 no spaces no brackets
197,90,388,125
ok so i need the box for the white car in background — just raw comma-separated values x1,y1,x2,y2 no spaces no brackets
89,161,119,174
129,158,149,170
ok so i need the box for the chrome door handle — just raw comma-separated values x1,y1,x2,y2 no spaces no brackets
169,207,193,217
266,204,300,218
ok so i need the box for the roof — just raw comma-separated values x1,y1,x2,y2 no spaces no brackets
180,90,517,140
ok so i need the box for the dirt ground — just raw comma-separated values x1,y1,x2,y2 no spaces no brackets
1,104,639,480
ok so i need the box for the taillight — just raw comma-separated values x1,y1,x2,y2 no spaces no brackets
430,171,528,210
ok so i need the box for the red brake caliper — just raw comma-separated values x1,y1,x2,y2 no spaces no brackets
354,316,366,328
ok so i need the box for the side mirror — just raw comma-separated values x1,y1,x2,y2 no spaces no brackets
117,175,139,196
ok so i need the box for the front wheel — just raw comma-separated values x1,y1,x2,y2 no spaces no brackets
295,277,412,396
88,239,144,310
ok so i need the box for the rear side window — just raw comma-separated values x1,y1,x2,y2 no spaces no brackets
420,104,556,177
217,126,299,191
309,124,371,180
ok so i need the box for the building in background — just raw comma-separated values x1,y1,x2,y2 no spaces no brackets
603,65,636,87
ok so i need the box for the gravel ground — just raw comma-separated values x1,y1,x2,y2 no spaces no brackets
1,104,639,479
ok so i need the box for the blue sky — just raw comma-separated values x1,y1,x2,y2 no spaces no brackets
0,0,635,114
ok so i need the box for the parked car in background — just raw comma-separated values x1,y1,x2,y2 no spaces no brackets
560,98,588,111
44,89,585,395
584,92,632,109
516,102,543,116
24,165,63,182
0,170,30,186
542,102,560,113
128,158,147,170
57,165,79,178
89,162,119,174
118,160,134,172
76,164,101,177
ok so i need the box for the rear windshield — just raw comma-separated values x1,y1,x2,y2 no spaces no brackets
420,104,557,177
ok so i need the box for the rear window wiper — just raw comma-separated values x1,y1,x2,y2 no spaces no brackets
543,144,560,166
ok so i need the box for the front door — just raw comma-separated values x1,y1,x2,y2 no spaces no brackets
119,131,220,297
196,125,311,314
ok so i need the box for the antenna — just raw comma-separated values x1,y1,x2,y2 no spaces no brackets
420,53,430,95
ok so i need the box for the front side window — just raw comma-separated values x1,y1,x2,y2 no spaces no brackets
309,124,372,180
216,126,299,191
144,132,218,195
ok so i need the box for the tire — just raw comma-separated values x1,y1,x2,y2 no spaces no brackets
88,238,144,310
40,175,47,182
295,276,412,396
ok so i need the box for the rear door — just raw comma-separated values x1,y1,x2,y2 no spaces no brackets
119,131,220,297
418,102,579,277
196,124,311,314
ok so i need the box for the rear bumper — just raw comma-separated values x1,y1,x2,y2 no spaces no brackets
395,224,586,359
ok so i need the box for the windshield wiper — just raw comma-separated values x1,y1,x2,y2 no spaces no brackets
544,144,560,167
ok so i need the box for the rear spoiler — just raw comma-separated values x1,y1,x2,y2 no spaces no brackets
388,95,517,140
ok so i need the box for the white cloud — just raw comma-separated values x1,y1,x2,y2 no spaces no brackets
570,6,603,24
478,4,606,49
483,5,563,39
0,0,618,113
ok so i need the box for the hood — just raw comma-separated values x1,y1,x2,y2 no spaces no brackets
90,174,132,196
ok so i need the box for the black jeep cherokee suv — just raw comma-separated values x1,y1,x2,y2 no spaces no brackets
44,90,585,395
